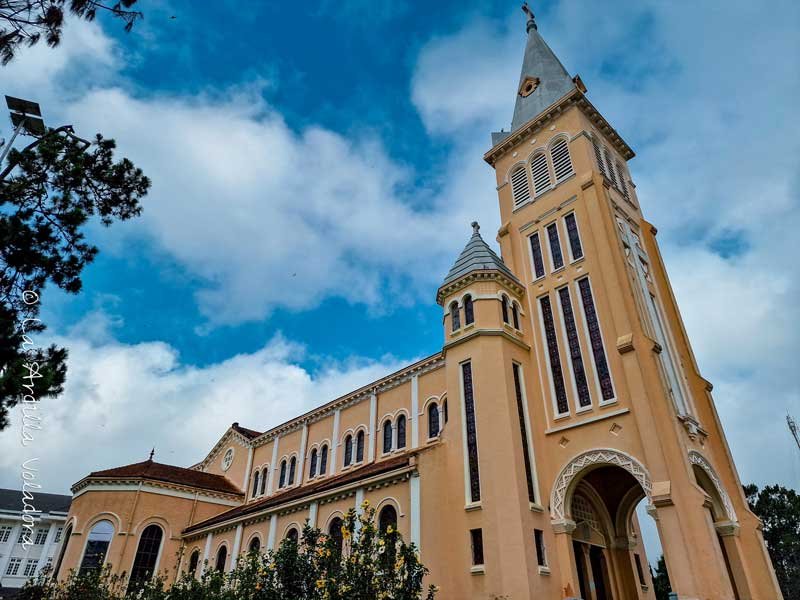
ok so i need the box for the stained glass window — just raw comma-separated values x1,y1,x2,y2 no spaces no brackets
578,278,615,401
356,430,365,463
396,415,407,449
215,546,227,571
501,295,510,324
530,232,545,279
344,435,353,467
450,301,460,331
128,525,163,588
564,213,583,261
539,295,569,414
309,449,318,478
319,445,328,475
464,295,474,325
260,468,267,495
383,421,393,454
512,302,520,330
547,223,564,270
428,403,440,438
288,456,296,485
251,471,260,497
558,286,592,407
279,460,287,487
512,363,536,503
462,362,481,503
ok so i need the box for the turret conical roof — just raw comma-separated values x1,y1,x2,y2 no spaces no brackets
441,222,520,289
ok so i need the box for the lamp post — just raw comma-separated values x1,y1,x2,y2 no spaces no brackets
0,95,45,165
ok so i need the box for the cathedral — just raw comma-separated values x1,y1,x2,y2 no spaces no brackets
51,8,782,600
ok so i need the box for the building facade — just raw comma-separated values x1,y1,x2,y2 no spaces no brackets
52,9,782,600
0,488,70,595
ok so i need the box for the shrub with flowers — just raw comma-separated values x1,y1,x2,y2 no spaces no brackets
19,502,437,600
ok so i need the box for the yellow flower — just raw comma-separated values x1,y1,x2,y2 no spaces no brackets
386,525,393,534
361,499,370,508
315,579,326,589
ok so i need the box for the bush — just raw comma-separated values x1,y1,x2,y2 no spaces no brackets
21,503,437,600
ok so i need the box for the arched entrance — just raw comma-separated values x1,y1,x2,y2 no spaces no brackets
552,449,657,600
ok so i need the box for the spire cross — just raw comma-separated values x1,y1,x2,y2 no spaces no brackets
521,2,537,32
149,447,155,461
471,221,480,234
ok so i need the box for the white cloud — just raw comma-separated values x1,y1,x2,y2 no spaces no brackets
0,312,410,494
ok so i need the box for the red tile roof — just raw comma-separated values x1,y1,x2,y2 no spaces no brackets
82,460,243,496
231,422,262,440
184,454,411,535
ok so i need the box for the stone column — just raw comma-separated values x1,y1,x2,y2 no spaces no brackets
551,519,580,599
715,522,754,600
229,524,242,572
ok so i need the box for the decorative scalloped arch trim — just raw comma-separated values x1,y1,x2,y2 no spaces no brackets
688,450,737,522
551,448,652,520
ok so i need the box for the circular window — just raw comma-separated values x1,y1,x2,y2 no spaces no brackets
221,448,234,471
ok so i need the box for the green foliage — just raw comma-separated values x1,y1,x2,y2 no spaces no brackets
20,505,437,600
745,483,800,599
0,130,149,428
0,0,143,64
650,554,671,600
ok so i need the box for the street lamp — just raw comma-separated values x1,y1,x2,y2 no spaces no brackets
0,95,45,165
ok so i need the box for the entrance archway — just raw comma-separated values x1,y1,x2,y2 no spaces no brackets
552,449,659,599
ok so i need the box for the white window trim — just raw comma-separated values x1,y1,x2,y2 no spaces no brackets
574,277,618,406
537,293,570,419
556,284,593,414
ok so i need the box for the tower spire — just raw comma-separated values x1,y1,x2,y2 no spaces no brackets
521,2,537,32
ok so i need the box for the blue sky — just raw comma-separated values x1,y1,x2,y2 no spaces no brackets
1,0,799,544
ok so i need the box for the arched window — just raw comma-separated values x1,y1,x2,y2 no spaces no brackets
215,545,227,572
309,448,318,478
428,403,440,438
463,294,474,325
259,468,268,495
53,524,72,580
187,549,200,576
344,435,353,467
329,518,344,555
512,302,520,330
382,420,393,454
356,430,365,463
128,524,163,587
550,138,574,182
79,520,114,573
248,536,261,554
288,456,297,485
279,460,287,488
530,152,552,195
501,294,510,324
396,415,407,449
251,470,260,497
510,165,530,207
319,445,328,475
450,301,461,332
286,528,299,545
378,505,398,533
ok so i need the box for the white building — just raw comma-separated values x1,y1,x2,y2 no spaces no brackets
0,488,70,597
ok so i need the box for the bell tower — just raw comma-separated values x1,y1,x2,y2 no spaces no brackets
437,3,783,599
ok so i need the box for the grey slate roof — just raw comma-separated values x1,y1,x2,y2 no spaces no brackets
0,488,71,514
441,222,520,288
509,18,576,134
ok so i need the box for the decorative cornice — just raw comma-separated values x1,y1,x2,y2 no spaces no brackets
70,478,243,503
443,328,530,355
436,270,525,306
484,89,635,166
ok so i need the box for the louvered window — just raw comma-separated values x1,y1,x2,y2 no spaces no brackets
616,160,631,200
558,286,592,408
564,213,583,261
529,232,545,279
578,278,615,401
512,363,536,503
510,166,530,206
540,295,569,414
591,135,607,179
462,363,481,503
603,146,618,187
546,223,564,270
530,153,551,196
550,138,574,182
